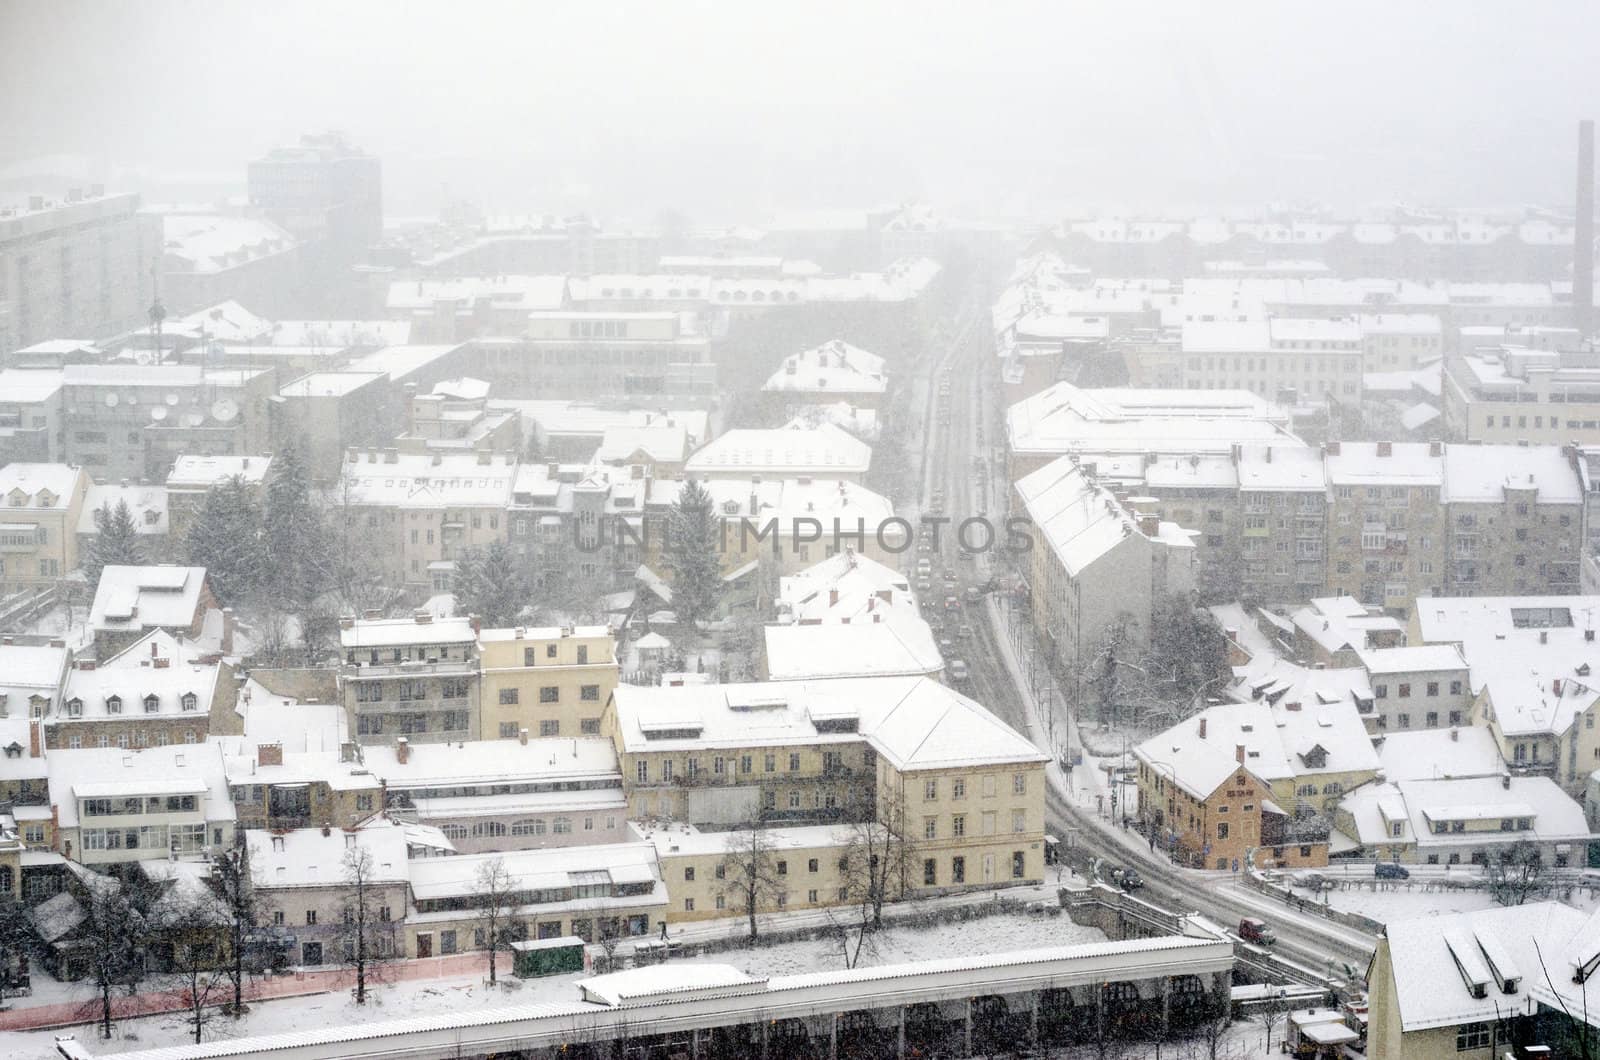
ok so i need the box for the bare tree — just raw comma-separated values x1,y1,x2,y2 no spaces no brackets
153,887,232,1043
212,843,272,1017
1489,840,1548,907
590,910,623,974
1252,989,1289,1056
78,878,145,1039
823,903,880,970
716,819,782,942
472,857,518,985
839,810,916,932
335,846,397,1004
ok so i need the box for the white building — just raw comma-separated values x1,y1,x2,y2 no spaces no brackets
1337,774,1588,867
684,422,872,484
47,741,235,865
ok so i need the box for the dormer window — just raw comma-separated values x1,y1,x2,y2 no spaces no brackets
143,694,160,713
67,698,83,718
35,490,55,508
105,695,122,715
181,693,198,712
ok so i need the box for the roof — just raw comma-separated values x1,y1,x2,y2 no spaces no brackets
1357,644,1467,675
337,450,517,509
277,371,387,399
1375,727,1505,782
88,565,206,632
0,368,64,403
1013,456,1150,578
1006,381,1292,457
1290,596,1405,657
611,677,1047,772
593,424,689,465
763,614,942,681
268,319,413,348
343,344,467,384
763,340,888,396
165,454,272,489
1383,903,1600,1032
1441,444,1582,505
777,549,914,624
247,821,410,889
639,821,854,859
686,422,872,478
405,841,663,903
77,484,169,536
0,462,83,509
1341,775,1587,851
361,736,619,789
47,742,233,828
338,615,476,649
1324,442,1442,486
161,214,296,273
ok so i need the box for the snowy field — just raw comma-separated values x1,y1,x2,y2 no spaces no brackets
0,908,1109,1055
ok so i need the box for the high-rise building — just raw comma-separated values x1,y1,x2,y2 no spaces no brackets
247,132,382,264
0,189,161,358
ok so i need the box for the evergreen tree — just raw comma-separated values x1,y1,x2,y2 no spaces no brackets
451,540,528,627
262,442,328,608
85,499,144,595
185,476,265,607
664,478,723,628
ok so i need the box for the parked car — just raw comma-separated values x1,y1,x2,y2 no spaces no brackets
957,623,974,639
965,586,983,603
1114,867,1144,892
916,578,932,594
1374,862,1410,880
1289,869,1325,890
948,660,970,682
944,595,961,611
1238,918,1277,946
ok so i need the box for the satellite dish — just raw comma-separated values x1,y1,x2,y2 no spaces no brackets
126,392,139,405
134,350,154,366
104,393,119,408
164,393,179,407
150,406,168,422
184,410,205,428
211,398,239,423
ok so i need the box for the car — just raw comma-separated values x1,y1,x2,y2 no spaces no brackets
916,557,932,574
1289,869,1325,889
957,623,973,639
942,570,958,584
965,586,983,603
1115,867,1144,892
945,595,961,610
939,636,955,654
916,578,932,593
1374,862,1410,880
948,660,970,682
1238,917,1277,946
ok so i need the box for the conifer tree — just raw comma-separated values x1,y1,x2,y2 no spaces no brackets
85,499,144,595
185,476,265,607
665,478,722,628
263,442,328,608
451,540,528,627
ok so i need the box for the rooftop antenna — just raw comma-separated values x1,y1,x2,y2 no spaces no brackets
148,283,167,366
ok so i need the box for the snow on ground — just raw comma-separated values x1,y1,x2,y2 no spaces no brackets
0,908,1108,1055
1289,879,1600,924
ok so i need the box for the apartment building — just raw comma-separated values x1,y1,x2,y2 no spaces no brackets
0,462,88,593
1441,443,1582,595
272,372,392,483
157,213,302,318
248,823,409,969
760,339,888,413
333,449,516,590
77,482,170,563
362,734,626,852
473,311,715,400
1133,745,1278,872
507,463,648,592
45,742,235,866
1358,313,1444,371
164,454,271,543
1179,317,1364,404
1324,441,1447,615
684,422,872,485
1443,346,1600,444
0,368,64,463
0,190,160,357
220,742,382,832
248,132,383,266
647,822,854,924
339,612,480,745
476,625,618,741
1355,645,1472,734
49,630,229,752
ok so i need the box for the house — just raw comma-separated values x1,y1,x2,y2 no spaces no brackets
1356,644,1472,734
761,614,943,682
684,422,872,484
218,740,382,831
1289,596,1405,668
0,641,69,804
87,565,215,660
1367,903,1600,1058
0,462,89,594
339,612,480,745
761,340,889,411
76,483,170,563
476,624,618,741
775,549,914,625
50,630,230,751
164,454,271,542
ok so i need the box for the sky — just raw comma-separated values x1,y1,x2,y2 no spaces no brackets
1,0,1597,224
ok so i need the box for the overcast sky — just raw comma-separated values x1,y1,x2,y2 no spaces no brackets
1,0,1596,223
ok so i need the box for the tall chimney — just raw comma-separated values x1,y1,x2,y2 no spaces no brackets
396,736,410,765
1579,119,1595,339
1235,744,1246,765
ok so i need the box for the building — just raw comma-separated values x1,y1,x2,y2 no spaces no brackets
684,422,872,484
646,820,854,923
606,676,1050,892
1012,455,1196,678
1335,775,1588,867
1356,644,1473,733
775,549,914,624
0,462,88,594
271,371,392,483
1359,313,1444,371
45,741,235,865
339,611,480,745
1444,345,1600,444
0,641,69,806
76,482,170,563
1411,596,1600,795
400,377,521,455
0,190,160,358
1441,442,1583,596
332,449,516,589
164,454,271,542
51,630,229,751
1368,903,1600,1060
494,400,708,462
1290,595,1410,671
220,741,381,832
1323,441,1447,614
1178,317,1365,405
591,424,689,479
157,213,301,317
361,734,626,852
507,462,649,591
87,565,214,660
476,624,618,741
761,614,943,682
383,275,569,343
248,132,383,268
1133,743,1278,872
0,367,64,463
474,311,715,400
761,339,888,412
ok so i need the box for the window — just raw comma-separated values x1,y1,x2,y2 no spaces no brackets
951,856,966,883
1398,683,1411,698
636,761,648,783
581,718,601,735
924,779,937,800
808,858,818,873
1217,822,1229,840
952,778,966,799
683,898,695,912
788,753,800,771
739,755,752,774
539,720,559,737
580,684,599,701
923,858,937,886
924,817,937,840
1013,773,1026,795
1012,809,1026,833
552,817,572,834
306,910,317,926
546,644,557,659
1374,684,1388,699
499,722,519,738
764,753,775,773
1456,1023,1491,1051
539,687,559,704
356,794,373,812
684,867,695,882
1012,851,1025,879
498,688,519,705
1450,681,1462,695
952,814,965,837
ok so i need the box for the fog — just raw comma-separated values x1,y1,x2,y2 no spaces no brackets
2,0,1598,219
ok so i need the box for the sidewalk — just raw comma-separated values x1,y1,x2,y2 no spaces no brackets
0,951,511,1032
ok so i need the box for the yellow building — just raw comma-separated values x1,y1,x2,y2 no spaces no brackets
0,463,88,593
478,625,618,740
646,822,854,923
607,676,1050,904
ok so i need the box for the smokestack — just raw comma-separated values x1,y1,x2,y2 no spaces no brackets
1579,120,1595,338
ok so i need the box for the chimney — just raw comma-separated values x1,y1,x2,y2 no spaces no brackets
1286,701,1304,712
1429,441,1442,457
339,615,356,630
1198,717,1207,739
1578,119,1595,338
48,638,63,648
470,614,481,635
414,608,433,625
829,589,839,607
1553,678,1563,696
1138,514,1159,537
221,607,235,654
1324,440,1340,456
363,608,382,620
29,719,41,758
396,736,410,764
519,727,529,746
77,660,96,671
339,741,357,763
50,805,60,851
1502,773,1512,790
1235,744,1246,764
1377,441,1393,458
257,742,283,767
547,462,559,479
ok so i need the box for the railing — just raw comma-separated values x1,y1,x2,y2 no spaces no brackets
346,660,477,678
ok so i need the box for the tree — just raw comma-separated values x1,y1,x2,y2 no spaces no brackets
664,478,723,629
452,540,530,628
716,819,782,942
0,893,31,1000
185,475,265,607
151,885,231,1043
1489,840,1547,906
79,877,145,1039
1252,989,1289,1056
262,441,329,609
85,500,144,596
472,857,518,985
839,787,918,929
212,844,269,1017
335,846,397,1004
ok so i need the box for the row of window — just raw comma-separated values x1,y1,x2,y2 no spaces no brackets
436,814,617,839
356,677,470,703
498,718,603,738
496,684,600,705
64,729,198,749
355,710,470,735
635,750,870,783
924,774,1028,801
63,692,199,716
83,794,197,816
1373,680,1462,699
922,809,1028,839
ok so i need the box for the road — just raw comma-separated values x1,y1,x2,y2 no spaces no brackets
904,278,1377,981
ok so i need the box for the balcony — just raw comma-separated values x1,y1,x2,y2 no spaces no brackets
346,659,477,679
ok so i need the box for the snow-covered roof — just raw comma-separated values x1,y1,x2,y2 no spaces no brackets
166,300,275,344
1441,444,1582,505
269,319,412,348
0,642,70,696
1289,596,1405,657
777,549,914,624
593,424,688,466
1375,727,1504,782
1341,776,1587,853
1006,382,1292,457
361,736,619,790
47,742,234,828
405,841,663,903
685,422,871,478
336,450,516,509
611,677,1047,773
277,371,386,399
1383,902,1600,1033
0,462,83,509
1235,443,1326,492
762,340,888,396
639,821,853,859
1013,456,1148,578
0,368,64,402
579,963,767,1008
763,613,942,681
1357,644,1467,676
60,631,221,724
162,214,296,273
385,275,568,313
1324,442,1442,486
343,344,467,384
338,614,477,649
88,565,206,633
77,484,168,536
165,454,272,489
247,821,410,889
